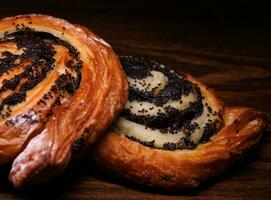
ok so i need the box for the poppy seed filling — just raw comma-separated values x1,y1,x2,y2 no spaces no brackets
114,56,222,150
0,26,82,125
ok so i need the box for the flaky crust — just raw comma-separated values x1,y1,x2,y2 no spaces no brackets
0,14,128,187
94,76,266,190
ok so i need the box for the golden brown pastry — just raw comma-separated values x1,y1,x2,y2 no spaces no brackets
0,14,128,187
93,56,266,191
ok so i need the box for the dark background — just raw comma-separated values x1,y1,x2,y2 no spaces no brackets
0,1,271,199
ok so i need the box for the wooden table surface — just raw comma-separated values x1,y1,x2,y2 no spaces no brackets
0,1,270,199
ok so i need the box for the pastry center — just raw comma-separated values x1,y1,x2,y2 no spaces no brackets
114,56,222,150
0,27,82,125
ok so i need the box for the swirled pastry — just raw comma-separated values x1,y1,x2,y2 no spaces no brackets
115,56,223,150
0,14,128,187
94,56,266,190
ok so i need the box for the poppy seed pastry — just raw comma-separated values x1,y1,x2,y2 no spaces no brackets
93,56,266,191
115,56,223,150
0,14,128,187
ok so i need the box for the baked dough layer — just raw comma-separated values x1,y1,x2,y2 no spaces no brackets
95,109,265,191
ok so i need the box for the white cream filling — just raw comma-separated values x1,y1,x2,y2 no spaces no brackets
125,91,196,116
189,99,219,143
114,117,186,148
128,70,168,94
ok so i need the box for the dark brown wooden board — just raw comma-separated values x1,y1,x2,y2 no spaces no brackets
0,1,270,199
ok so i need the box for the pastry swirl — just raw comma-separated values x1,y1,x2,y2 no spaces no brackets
0,14,128,187
94,56,266,191
115,56,222,150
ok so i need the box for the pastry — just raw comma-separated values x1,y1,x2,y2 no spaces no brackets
93,56,266,190
0,14,128,187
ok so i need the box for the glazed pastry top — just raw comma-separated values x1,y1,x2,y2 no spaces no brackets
114,56,223,150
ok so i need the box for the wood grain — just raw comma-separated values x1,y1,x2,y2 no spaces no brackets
0,1,270,199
